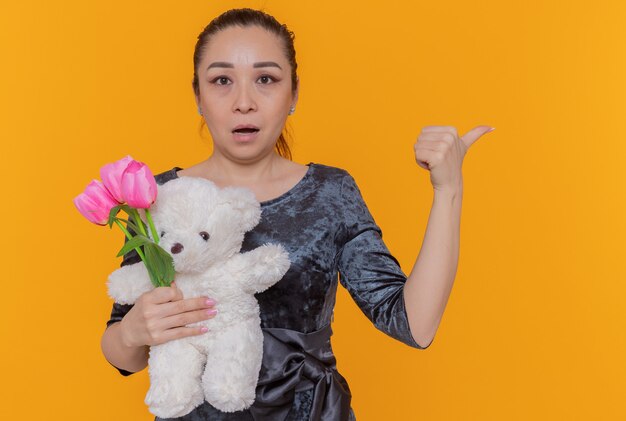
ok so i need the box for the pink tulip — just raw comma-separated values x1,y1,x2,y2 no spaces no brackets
73,179,119,225
100,155,135,203
120,160,158,208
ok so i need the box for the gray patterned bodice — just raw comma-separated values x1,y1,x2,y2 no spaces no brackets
105,162,426,420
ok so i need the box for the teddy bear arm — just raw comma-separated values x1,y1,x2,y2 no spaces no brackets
107,263,155,305
236,244,291,294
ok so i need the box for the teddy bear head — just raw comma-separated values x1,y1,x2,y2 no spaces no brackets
145,176,261,274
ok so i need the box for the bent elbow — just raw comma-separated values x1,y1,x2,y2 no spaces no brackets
415,335,434,350
411,328,436,350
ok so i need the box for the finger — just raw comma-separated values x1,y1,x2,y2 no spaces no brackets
159,306,218,331
148,285,185,305
414,148,436,169
416,160,430,170
460,125,495,149
415,142,442,154
421,126,458,137
413,141,448,161
160,325,210,344
417,132,457,144
157,295,212,320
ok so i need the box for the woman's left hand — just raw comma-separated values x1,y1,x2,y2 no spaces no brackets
414,125,494,192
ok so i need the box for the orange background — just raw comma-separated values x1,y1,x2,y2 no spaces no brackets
1,0,624,420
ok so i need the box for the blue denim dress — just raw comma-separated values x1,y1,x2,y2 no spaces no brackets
105,162,428,420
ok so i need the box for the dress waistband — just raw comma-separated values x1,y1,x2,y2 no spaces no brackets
249,323,352,421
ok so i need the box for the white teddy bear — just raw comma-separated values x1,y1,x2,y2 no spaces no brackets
107,176,291,418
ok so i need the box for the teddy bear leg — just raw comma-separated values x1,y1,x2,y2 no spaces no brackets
145,339,206,419
202,323,263,413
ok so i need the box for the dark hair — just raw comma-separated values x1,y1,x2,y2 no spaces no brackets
192,8,298,160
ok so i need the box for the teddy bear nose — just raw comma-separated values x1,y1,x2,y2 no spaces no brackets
171,243,184,254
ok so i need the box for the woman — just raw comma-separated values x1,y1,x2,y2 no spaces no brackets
100,8,494,421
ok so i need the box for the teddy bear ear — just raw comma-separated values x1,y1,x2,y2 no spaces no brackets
218,187,262,231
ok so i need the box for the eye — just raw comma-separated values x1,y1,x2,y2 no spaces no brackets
199,231,210,241
258,75,277,84
210,76,231,86
160,231,165,238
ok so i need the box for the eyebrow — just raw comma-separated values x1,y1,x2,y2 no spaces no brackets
206,61,283,71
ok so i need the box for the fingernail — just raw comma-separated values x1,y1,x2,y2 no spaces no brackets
200,327,208,333
206,309,218,316
205,298,216,306
488,127,496,132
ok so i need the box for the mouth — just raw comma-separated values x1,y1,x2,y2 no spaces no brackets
232,125,260,142
232,125,260,134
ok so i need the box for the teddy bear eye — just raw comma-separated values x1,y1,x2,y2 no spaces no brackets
160,231,165,238
199,231,210,241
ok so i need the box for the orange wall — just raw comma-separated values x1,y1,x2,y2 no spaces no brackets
1,1,624,420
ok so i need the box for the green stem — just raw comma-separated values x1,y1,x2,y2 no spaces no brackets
112,217,142,235
131,208,149,237
145,209,160,245
114,218,146,262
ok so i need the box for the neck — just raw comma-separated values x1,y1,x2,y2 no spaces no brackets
201,152,284,185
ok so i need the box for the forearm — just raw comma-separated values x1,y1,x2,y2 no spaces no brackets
101,321,150,373
404,183,463,347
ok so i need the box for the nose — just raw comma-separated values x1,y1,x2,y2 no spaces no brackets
233,83,257,113
171,243,184,254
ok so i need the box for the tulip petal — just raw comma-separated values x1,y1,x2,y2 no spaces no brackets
74,179,118,225
100,155,135,203
120,160,158,209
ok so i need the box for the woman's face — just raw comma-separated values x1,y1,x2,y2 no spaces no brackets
195,25,298,162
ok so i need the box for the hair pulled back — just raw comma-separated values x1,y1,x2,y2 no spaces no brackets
192,8,298,160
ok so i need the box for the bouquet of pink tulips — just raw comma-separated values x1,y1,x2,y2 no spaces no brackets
73,155,175,287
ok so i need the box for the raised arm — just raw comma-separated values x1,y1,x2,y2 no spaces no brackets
405,125,495,346
337,172,428,349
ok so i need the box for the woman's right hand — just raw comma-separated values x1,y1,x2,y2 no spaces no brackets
119,281,218,348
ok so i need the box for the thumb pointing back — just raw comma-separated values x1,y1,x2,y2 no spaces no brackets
461,126,495,149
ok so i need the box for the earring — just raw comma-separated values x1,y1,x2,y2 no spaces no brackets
198,105,203,116
288,106,295,115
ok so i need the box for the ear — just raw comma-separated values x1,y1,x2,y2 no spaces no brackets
193,94,202,115
218,187,262,232
291,77,299,110
191,81,203,113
